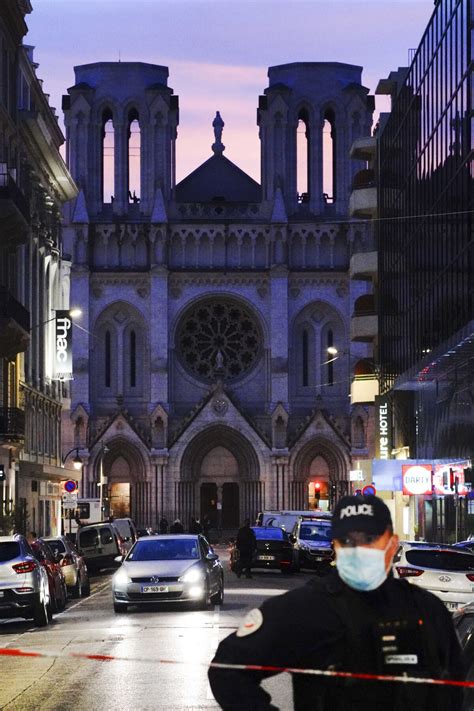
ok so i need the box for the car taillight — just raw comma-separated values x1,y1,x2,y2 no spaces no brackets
12,561,38,574
466,574,474,581
395,566,424,578
61,554,74,567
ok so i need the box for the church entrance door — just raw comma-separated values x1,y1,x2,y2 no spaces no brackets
109,482,130,518
200,483,218,529
222,483,239,528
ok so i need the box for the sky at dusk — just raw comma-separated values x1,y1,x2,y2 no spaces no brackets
26,0,435,183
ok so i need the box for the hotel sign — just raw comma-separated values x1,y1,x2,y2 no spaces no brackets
375,396,392,460
52,310,73,380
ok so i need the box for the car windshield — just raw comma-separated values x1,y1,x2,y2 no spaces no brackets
127,539,199,561
253,527,286,541
46,540,66,553
299,523,332,542
405,549,474,571
0,542,20,562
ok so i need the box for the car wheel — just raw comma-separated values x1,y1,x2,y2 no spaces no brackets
113,602,128,613
56,582,67,612
81,576,91,597
33,593,49,627
210,580,224,606
71,574,82,599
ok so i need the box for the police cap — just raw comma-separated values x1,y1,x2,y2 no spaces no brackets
331,494,392,539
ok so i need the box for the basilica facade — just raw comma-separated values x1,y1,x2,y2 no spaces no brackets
62,61,376,529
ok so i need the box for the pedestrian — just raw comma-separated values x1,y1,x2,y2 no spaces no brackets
169,518,184,534
159,516,169,534
235,518,257,579
26,531,37,543
189,516,203,534
209,494,465,710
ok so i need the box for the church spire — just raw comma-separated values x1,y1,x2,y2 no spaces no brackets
212,111,225,155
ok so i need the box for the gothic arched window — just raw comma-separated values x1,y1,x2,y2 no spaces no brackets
127,108,140,203
302,329,309,386
353,416,366,449
130,329,136,387
322,108,336,204
297,108,310,204
102,108,114,203
327,329,334,386
105,330,111,387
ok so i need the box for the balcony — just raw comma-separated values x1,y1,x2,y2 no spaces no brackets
349,169,377,219
351,295,378,342
0,407,25,444
0,288,30,359
0,170,30,241
350,136,376,162
350,251,377,280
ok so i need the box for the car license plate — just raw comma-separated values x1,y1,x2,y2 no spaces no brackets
446,602,459,611
141,585,169,593
258,555,275,561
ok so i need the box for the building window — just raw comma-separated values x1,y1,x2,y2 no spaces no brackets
128,109,140,203
353,416,366,449
327,329,334,386
297,109,310,204
130,330,136,387
105,330,111,387
322,108,336,203
302,329,309,386
102,109,114,203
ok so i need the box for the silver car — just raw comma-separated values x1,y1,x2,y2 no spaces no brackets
0,534,51,626
112,534,224,612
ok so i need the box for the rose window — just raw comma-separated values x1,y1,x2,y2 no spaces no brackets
177,299,261,381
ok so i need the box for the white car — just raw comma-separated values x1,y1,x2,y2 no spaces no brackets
0,535,51,625
112,534,224,612
393,543,474,612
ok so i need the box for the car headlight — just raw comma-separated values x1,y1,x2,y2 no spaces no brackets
113,568,129,586
180,566,204,584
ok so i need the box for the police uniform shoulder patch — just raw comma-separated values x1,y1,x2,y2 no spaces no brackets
236,608,264,637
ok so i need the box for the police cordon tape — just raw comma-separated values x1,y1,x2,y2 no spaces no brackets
0,646,472,688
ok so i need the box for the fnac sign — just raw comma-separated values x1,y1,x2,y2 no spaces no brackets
402,464,432,495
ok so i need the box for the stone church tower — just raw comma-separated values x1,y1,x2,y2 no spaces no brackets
62,61,375,529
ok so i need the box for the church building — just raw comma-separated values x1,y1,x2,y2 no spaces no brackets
61,61,376,529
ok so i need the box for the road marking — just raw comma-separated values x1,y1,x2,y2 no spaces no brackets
207,604,220,700
60,579,111,615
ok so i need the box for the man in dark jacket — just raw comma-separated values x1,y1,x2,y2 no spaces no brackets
209,495,464,710
169,518,184,534
235,519,257,579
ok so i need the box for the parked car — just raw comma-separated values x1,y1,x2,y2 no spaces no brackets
290,515,334,572
30,539,68,613
44,535,90,598
0,535,51,626
393,544,474,612
453,540,474,554
112,534,224,612
452,602,474,711
76,522,122,572
230,526,295,574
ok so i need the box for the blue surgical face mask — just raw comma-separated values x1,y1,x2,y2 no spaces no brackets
336,538,393,592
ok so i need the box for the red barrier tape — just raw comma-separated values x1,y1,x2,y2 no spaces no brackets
0,646,471,688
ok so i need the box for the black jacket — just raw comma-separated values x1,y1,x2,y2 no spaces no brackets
236,526,257,553
208,571,464,710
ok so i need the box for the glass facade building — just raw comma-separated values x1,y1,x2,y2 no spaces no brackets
377,0,473,463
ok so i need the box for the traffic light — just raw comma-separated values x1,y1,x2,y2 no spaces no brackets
314,482,321,502
0,464,5,482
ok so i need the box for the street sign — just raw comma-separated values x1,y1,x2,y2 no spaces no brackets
349,470,364,482
63,479,77,493
362,484,377,496
62,492,78,506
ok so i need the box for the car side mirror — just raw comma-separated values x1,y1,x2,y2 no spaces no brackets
206,553,218,561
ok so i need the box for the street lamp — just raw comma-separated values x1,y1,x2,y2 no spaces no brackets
62,447,83,471
96,441,110,520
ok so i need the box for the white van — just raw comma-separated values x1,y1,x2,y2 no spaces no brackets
76,522,121,571
256,510,332,532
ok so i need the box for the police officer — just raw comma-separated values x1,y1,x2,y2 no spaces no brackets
209,494,464,710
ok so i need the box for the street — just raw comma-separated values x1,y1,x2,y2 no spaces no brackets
0,547,304,710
